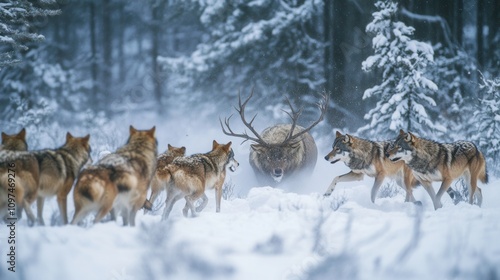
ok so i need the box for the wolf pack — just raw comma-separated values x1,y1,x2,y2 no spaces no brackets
0,122,488,227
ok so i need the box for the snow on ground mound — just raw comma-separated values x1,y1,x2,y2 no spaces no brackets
1,180,499,280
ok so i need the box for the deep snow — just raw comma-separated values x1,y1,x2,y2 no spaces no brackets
1,113,499,280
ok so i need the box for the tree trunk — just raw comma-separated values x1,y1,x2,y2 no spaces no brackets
89,1,98,102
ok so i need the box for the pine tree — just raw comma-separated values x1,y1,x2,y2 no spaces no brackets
158,0,324,105
358,0,442,139
472,74,500,176
0,0,60,68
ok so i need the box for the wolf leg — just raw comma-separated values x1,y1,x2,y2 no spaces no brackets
57,194,69,225
370,174,385,203
22,200,36,227
435,178,453,209
184,195,198,218
162,191,183,221
36,196,45,226
421,181,441,210
324,171,364,196
94,204,114,224
196,193,209,212
470,172,482,206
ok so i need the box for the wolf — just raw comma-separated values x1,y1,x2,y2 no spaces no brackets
35,133,92,225
71,126,157,226
387,130,488,209
160,141,238,220
1,128,28,151
143,144,186,212
0,127,37,225
323,131,423,204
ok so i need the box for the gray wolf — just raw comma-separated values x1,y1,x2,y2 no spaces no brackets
35,133,92,225
323,131,422,204
387,130,488,209
71,126,157,226
143,144,186,212
1,128,28,151
0,130,39,224
161,141,237,220
221,89,327,186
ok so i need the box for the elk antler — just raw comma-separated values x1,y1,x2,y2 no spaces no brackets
220,88,268,145
281,93,329,145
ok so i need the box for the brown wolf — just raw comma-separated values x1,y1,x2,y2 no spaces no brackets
143,144,186,212
323,131,422,204
71,126,157,226
0,149,39,225
35,133,92,225
161,141,238,220
1,128,28,151
387,130,488,209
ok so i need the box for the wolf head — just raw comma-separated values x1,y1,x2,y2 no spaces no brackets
1,128,27,151
212,140,239,172
64,132,92,165
324,131,354,165
128,125,158,149
386,129,416,163
166,144,186,157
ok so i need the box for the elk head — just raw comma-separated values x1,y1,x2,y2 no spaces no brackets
220,88,328,184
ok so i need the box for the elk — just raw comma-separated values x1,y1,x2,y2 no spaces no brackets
221,89,328,186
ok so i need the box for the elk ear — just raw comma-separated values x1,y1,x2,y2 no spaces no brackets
18,128,26,139
335,131,342,138
212,140,220,150
251,144,264,153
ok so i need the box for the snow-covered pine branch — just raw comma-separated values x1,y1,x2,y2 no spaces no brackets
358,0,442,139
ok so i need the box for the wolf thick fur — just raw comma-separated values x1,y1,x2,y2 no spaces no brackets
1,128,28,151
71,126,157,226
161,141,237,220
35,133,91,225
388,130,488,209
250,124,317,186
0,150,39,225
323,131,420,204
144,144,186,211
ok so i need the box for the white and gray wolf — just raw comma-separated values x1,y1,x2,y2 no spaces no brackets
387,129,488,209
160,140,238,220
221,89,327,186
323,131,423,204
71,126,157,226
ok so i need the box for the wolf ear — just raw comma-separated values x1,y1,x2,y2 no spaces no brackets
83,134,90,143
212,140,220,150
1,132,6,141
335,131,342,138
18,128,26,139
148,126,156,137
399,129,406,136
180,146,186,154
66,132,74,141
167,144,173,150
223,141,232,151
344,134,352,144
130,125,137,135
407,132,416,142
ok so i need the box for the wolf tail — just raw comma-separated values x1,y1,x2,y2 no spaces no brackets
478,151,489,184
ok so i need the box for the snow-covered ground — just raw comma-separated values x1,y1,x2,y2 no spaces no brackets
1,113,499,280
1,151,499,280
